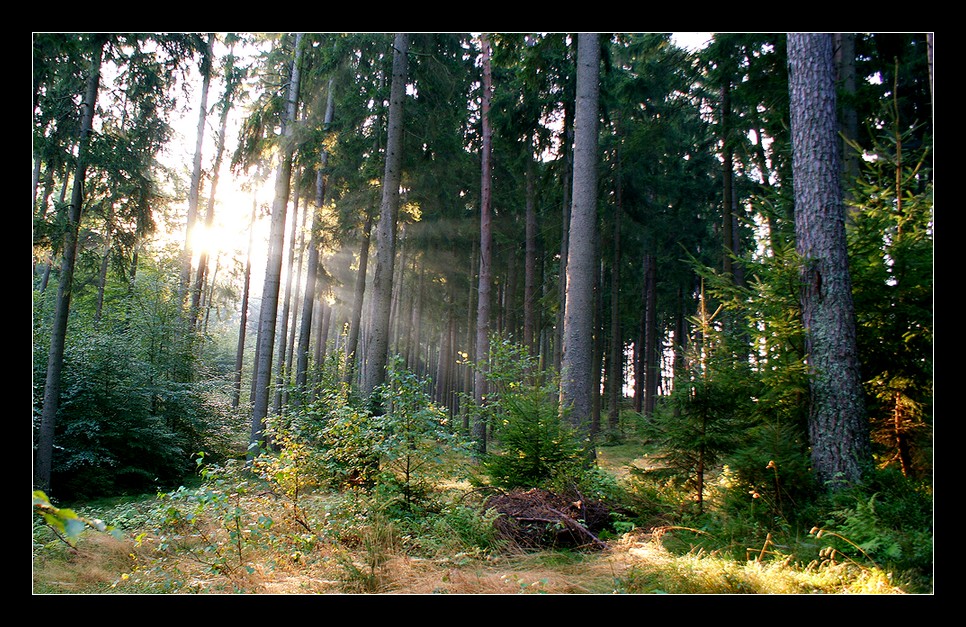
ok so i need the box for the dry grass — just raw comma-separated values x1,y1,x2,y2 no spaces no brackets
33,516,911,595
32,446,919,595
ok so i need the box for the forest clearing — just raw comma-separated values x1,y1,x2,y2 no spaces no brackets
33,33,933,595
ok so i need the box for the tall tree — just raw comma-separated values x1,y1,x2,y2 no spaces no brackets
34,34,107,491
361,33,409,408
296,80,336,397
787,33,870,489
473,33,494,453
179,33,214,306
191,40,242,329
559,33,600,442
249,33,304,455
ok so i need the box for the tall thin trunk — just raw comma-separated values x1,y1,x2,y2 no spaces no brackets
607,171,622,431
554,109,574,373
362,33,409,409
295,82,336,397
232,198,258,409
249,33,303,456
281,189,307,408
344,216,373,384
473,34,494,454
643,255,658,417
95,203,114,323
35,36,105,491
462,239,477,433
180,33,214,305
523,154,538,357
191,80,232,328
559,33,600,442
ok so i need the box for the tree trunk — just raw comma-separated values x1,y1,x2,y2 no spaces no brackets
35,35,105,492
560,33,600,442
295,82,336,397
787,33,870,489
607,150,623,431
180,33,214,305
523,153,538,357
643,254,658,417
232,198,258,409
280,188,307,410
554,108,574,374
273,183,302,416
95,203,114,323
249,33,303,456
345,216,373,384
191,78,232,329
473,34,495,454
361,33,409,409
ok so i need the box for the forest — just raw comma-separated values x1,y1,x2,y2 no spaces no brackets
32,32,933,595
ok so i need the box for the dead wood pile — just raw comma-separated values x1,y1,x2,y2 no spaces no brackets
484,487,612,551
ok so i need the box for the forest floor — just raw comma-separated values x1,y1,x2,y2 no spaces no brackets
32,441,921,595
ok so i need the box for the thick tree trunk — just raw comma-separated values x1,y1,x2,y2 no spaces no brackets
362,33,409,409
473,34,494,454
788,33,870,489
249,34,303,455
35,36,105,492
560,33,600,441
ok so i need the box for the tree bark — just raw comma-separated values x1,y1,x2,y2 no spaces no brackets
607,142,623,431
523,153,538,357
191,74,232,329
232,198,258,409
473,33,494,454
295,82,336,397
273,186,303,415
560,33,600,441
643,255,658,417
249,33,303,456
180,33,214,305
345,216,373,384
362,33,409,410
787,33,870,489
35,35,105,492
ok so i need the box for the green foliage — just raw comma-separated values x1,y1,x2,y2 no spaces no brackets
721,422,815,527
479,338,588,490
369,356,471,517
154,455,271,579
846,114,933,479
813,467,932,584
33,490,121,548
647,328,753,512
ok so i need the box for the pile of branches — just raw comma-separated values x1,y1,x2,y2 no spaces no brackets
485,487,611,551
